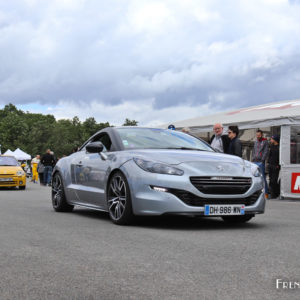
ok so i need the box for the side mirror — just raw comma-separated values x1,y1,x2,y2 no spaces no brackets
86,142,104,153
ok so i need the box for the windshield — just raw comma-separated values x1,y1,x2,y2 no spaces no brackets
116,128,214,152
0,156,18,166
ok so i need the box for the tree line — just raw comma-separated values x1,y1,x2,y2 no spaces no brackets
0,104,138,158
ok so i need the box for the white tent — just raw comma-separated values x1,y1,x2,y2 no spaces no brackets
13,148,31,160
161,99,300,132
3,149,15,156
161,98,300,200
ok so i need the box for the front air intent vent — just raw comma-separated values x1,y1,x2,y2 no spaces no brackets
170,189,261,207
190,176,252,195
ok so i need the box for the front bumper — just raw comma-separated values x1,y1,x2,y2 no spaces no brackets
121,161,266,216
0,176,26,187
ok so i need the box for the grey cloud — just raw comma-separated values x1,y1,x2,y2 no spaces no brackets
0,0,300,116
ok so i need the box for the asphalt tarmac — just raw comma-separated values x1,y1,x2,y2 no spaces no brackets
0,182,299,300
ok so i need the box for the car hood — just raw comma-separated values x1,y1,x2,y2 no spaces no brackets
0,166,22,174
124,149,250,177
124,149,245,165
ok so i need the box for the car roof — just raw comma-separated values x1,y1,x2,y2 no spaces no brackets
112,126,163,130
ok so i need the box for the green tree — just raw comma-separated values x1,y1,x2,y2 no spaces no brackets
0,103,134,157
49,119,79,157
123,118,138,126
0,111,29,152
82,117,110,141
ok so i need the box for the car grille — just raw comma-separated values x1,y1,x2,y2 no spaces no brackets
169,189,261,207
190,176,252,195
0,181,16,185
0,175,16,185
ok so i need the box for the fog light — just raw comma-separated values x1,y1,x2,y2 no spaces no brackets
152,186,168,192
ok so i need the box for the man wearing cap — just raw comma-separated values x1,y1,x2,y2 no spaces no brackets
268,135,280,199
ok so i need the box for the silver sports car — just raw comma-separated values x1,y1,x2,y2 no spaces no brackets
51,127,265,225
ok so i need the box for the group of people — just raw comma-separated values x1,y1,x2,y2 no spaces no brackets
209,123,280,199
30,149,56,186
210,124,243,157
173,123,280,199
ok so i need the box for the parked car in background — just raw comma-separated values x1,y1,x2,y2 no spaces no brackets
0,155,26,190
52,127,265,225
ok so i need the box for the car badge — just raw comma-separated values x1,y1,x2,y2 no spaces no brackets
211,176,232,180
216,165,224,172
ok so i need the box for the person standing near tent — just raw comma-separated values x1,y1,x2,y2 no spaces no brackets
50,151,57,166
182,127,191,134
227,125,242,157
268,135,280,198
37,160,45,185
210,123,230,153
31,155,40,183
41,149,55,186
252,129,269,198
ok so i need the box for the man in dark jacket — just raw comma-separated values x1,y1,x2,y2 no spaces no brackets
227,125,242,157
210,123,230,153
41,149,55,186
268,135,280,198
252,129,269,197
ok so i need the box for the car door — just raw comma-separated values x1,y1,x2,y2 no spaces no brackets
69,149,92,205
71,133,112,209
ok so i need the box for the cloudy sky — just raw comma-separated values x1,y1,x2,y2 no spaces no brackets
0,0,300,126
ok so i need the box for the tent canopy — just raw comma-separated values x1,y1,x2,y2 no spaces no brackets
161,99,300,133
3,149,15,156
13,148,31,160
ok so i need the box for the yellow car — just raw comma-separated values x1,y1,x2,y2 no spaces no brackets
0,155,26,190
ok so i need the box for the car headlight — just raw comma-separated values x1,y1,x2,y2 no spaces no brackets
133,158,184,176
251,165,261,177
17,170,25,176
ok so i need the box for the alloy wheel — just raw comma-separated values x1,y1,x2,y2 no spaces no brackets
108,175,127,220
52,174,62,208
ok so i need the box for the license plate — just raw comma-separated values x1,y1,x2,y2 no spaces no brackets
204,204,245,216
0,178,13,181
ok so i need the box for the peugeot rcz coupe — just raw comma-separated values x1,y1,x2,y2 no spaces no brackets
51,127,265,225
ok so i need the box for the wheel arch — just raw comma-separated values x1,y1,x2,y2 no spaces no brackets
51,170,74,212
106,168,125,195
106,168,135,224
106,168,133,204
52,170,69,201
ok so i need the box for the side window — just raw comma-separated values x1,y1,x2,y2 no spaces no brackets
92,133,112,152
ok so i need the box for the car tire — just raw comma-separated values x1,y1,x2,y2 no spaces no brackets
107,171,134,225
222,215,254,223
52,172,74,212
19,186,26,190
